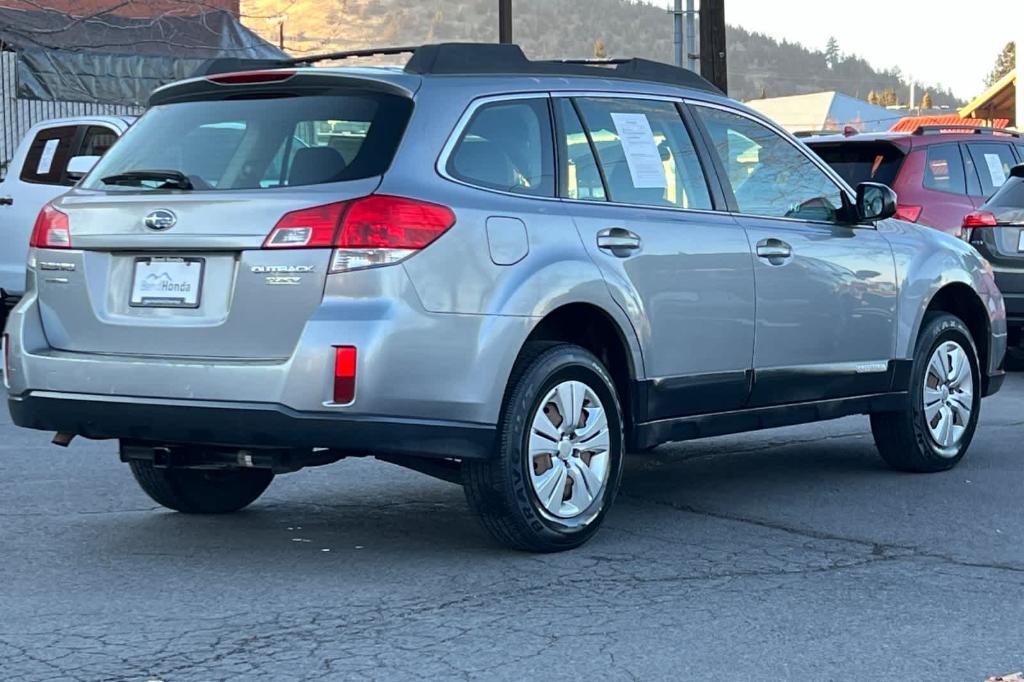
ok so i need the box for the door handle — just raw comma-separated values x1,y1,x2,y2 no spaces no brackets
756,238,792,264
0,197,12,206
597,227,641,256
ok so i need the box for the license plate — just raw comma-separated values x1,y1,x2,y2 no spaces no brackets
130,258,203,308
1018,230,1024,252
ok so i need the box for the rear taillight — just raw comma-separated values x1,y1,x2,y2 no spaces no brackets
207,70,296,85
894,205,922,223
264,195,456,273
333,346,357,404
29,203,71,249
961,210,998,242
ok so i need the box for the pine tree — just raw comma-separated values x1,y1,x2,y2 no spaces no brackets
985,42,1016,86
824,36,840,69
880,88,899,107
594,38,607,59
867,90,879,105
920,92,932,110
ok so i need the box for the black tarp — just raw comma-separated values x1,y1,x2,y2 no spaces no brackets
0,7,286,105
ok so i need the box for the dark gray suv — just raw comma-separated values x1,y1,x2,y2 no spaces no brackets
4,44,1007,551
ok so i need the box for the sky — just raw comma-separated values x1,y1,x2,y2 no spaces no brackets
680,0,1023,100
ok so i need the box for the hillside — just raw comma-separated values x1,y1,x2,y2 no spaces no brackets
240,0,962,106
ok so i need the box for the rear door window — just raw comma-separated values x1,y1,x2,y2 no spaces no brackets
20,125,79,186
573,97,711,210
83,93,412,192
965,143,1016,197
807,142,905,188
554,99,606,202
447,98,555,197
922,144,967,195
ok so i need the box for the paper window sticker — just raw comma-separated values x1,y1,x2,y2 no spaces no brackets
610,113,667,189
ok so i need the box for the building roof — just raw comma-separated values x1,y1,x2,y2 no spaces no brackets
891,115,1011,133
744,90,902,134
959,69,1016,126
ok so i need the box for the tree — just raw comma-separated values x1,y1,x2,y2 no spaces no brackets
594,38,607,59
985,42,1016,86
824,36,840,69
867,90,879,105
880,88,899,107
759,85,768,99
920,92,932,110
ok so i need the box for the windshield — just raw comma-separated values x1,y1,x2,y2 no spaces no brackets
807,142,905,188
83,93,412,192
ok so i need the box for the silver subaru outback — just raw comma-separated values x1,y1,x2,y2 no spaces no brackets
4,44,1007,551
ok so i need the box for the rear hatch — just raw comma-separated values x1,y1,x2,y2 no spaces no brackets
805,139,907,189
35,74,413,359
968,174,1024,267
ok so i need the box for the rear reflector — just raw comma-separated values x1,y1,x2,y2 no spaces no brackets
207,70,296,85
264,195,456,273
2,333,9,389
29,203,71,249
894,205,922,223
333,346,357,404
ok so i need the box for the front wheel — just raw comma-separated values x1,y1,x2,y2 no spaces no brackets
871,313,981,472
129,459,274,513
463,343,625,552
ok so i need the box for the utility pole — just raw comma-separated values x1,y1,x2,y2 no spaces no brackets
686,0,697,72
498,0,513,44
673,0,683,67
699,0,728,93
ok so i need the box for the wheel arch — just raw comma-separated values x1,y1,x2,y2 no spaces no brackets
920,282,993,392
517,302,643,434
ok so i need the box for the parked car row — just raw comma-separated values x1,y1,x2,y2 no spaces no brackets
0,44,1012,550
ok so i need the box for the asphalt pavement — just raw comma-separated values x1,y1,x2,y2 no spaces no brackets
2,374,1023,681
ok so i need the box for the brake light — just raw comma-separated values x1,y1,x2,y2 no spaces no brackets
207,70,296,85
264,195,456,272
333,346,357,404
960,210,998,242
894,205,922,223
962,211,998,228
29,203,71,249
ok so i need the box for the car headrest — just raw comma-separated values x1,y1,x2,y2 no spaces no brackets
289,147,347,186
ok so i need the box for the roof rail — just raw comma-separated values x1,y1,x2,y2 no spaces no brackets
407,44,721,93
912,124,1020,137
272,42,721,94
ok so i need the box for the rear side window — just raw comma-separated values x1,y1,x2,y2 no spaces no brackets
447,98,555,197
922,144,966,195
808,142,905,188
79,126,118,157
965,143,1016,197
20,125,78,186
82,93,412,191
574,97,711,210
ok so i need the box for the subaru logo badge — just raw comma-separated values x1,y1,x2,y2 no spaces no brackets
144,209,176,231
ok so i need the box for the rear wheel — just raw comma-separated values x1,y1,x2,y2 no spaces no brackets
129,460,273,514
871,313,981,472
463,343,624,552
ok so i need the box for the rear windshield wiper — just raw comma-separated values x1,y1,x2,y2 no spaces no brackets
100,169,194,190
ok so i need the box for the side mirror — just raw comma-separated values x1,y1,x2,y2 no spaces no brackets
66,155,100,180
856,182,897,222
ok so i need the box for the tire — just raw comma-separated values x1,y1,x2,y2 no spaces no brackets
463,342,625,552
129,460,274,514
870,312,982,473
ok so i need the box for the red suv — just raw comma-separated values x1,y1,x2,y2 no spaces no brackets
805,125,1024,236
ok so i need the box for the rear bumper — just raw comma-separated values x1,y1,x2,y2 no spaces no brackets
993,269,1024,326
8,392,497,460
